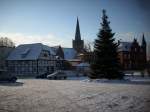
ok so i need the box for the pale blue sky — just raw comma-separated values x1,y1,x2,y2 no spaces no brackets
0,0,150,47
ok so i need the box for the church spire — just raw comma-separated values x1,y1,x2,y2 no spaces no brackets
141,33,147,66
142,33,146,46
75,17,81,40
72,17,84,53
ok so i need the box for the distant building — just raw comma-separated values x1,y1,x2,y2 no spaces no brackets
118,34,147,70
77,52,95,64
51,46,64,59
6,43,62,76
63,48,77,60
72,18,84,53
62,48,81,68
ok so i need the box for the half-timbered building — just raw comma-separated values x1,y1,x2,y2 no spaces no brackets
7,43,61,76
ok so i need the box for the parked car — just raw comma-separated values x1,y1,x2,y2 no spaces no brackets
47,71,67,80
36,73,48,79
0,70,17,83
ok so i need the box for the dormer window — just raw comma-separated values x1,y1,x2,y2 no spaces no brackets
21,48,30,58
41,50,50,58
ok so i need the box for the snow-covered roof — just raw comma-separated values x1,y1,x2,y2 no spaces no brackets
7,43,56,60
42,45,56,55
118,42,132,52
63,48,77,59
50,46,60,53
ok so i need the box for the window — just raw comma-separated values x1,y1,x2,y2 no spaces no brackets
44,53,48,57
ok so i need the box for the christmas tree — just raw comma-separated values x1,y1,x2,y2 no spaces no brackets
90,10,123,79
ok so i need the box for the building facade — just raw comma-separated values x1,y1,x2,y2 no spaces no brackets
118,34,147,70
6,43,62,76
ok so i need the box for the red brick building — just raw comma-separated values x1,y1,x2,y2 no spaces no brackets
118,34,147,70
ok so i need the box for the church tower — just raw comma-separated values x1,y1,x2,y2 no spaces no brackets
72,17,84,53
141,34,147,64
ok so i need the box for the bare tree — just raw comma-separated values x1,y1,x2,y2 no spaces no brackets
84,41,94,53
0,37,15,47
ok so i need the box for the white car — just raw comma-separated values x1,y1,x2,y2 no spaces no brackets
47,71,67,80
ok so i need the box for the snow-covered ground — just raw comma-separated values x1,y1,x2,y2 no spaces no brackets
82,76,150,84
0,79,150,112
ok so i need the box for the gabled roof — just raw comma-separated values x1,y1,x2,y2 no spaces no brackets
118,42,132,52
63,48,77,59
7,43,56,60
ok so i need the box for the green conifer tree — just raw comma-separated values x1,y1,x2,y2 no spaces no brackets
90,10,123,79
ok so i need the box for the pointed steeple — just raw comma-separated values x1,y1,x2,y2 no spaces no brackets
133,38,137,44
134,38,137,42
72,17,84,53
141,33,147,65
142,33,146,46
75,17,81,40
